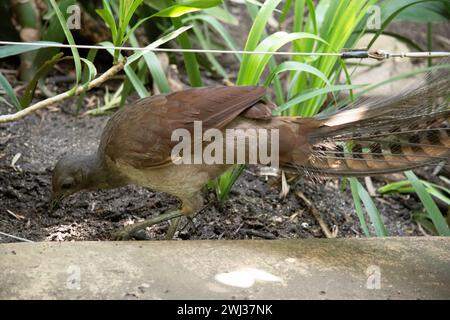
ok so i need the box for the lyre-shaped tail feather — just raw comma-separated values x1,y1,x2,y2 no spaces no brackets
291,64,450,177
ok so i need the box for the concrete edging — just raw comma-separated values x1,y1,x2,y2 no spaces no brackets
1,238,449,299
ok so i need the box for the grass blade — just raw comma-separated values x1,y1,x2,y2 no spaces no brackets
0,72,20,110
101,41,150,98
238,0,281,84
239,32,326,85
0,42,55,59
274,84,364,115
355,178,388,237
349,177,370,237
19,53,65,108
152,0,222,18
405,171,450,236
264,61,330,87
192,23,228,79
142,51,171,93
48,0,81,86
171,17,202,87
126,25,193,65
184,14,241,61
217,165,245,205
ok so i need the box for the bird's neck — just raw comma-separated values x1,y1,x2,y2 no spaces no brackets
82,153,126,190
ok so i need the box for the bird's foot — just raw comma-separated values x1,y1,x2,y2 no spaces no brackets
164,216,182,240
112,210,184,240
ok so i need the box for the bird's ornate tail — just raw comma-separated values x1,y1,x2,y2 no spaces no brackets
285,65,450,177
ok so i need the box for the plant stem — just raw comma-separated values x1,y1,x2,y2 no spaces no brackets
171,17,203,87
0,60,126,123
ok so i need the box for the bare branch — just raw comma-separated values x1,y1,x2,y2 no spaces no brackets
0,60,125,123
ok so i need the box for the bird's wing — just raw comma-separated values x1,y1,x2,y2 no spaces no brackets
100,86,266,168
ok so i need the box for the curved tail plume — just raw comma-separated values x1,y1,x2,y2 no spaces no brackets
284,65,450,177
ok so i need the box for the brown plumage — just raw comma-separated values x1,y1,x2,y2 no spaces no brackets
51,72,449,237
298,73,450,176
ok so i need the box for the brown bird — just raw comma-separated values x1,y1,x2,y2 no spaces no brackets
51,73,450,239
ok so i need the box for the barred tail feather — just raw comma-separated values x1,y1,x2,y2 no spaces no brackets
286,64,450,177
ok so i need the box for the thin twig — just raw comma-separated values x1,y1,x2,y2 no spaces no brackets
364,177,377,197
0,231,34,242
6,209,25,221
241,228,277,239
296,191,338,239
0,60,125,123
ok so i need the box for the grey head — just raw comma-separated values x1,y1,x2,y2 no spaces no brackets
51,153,103,209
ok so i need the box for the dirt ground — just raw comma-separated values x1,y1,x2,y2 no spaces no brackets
1,13,448,242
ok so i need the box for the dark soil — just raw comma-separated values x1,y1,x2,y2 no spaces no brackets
0,95,425,243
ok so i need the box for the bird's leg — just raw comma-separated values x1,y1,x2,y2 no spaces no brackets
178,201,214,237
166,192,210,238
112,192,204,240
112,209,183,240
164,216,182,240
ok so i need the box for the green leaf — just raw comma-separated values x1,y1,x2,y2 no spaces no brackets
85,84,124,115
216,165,245,205
96,8,118,42
378,180,412,194
77,49,98,113
183,14,241,61
126,25,193,66
123,16,153,44
20,53,65,108
79,57,98,86
424,184,450,206
0,72,20,110
349,178,370,237
171,17,202,87
48,0,81,86
355,178,388,237
0,42,56,59
104,25,192,98
413,213,438,235
238,31,327,85
379,179,450,205
289,0,377,116
264,61,330,87
278,0,293,24
192,23,228,78
405,171,450,236
238,0,281,84
142,51,171,93
152,0,222,18
274,84,364,114
101,42,149,98
31,0,76,78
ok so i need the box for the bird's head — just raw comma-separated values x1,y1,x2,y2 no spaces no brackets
50,154,97,210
